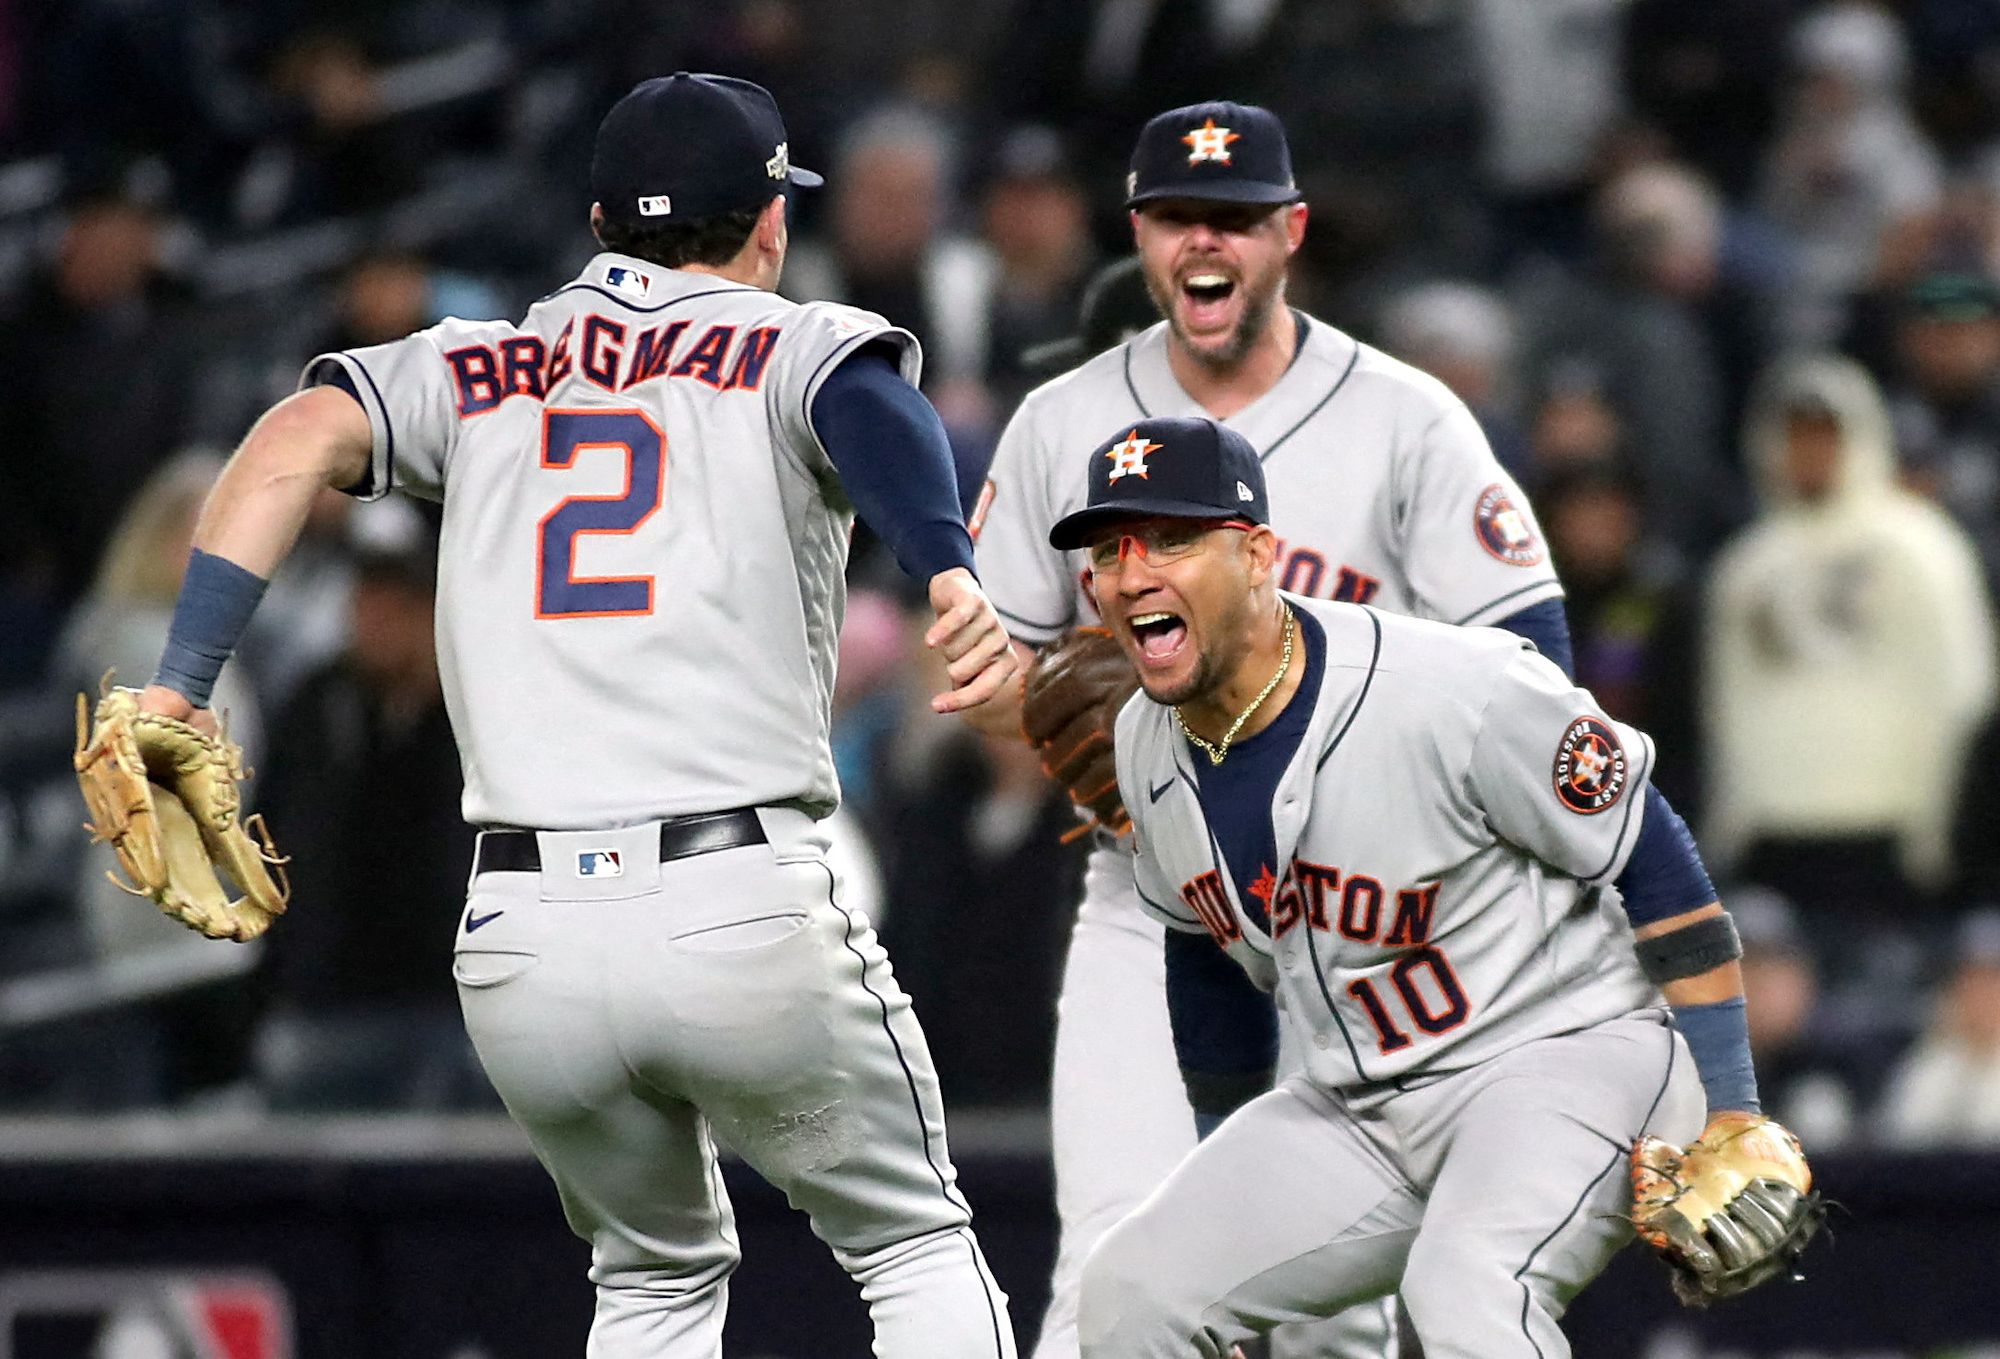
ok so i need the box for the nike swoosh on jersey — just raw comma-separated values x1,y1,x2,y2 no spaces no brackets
464,908,505,933
1149,780,1175,804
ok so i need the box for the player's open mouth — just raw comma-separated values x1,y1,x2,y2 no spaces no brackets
1178,271,1237,332
1128,611,1188,664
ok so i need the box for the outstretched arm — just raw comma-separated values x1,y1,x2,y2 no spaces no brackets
140,385,372,724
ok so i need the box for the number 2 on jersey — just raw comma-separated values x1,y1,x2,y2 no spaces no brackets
536,408,665,618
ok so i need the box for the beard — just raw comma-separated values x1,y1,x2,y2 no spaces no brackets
1138,591,1258,709
1145,258,1285,370
1141,643,1223,708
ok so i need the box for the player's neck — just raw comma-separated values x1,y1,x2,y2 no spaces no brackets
1179,601,1304,748
1167,307,1299,421
680,258,771,290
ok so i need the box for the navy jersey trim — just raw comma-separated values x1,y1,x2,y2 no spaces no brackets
1316,608,1384,771
1452,579,1563,628
815,862,974,1219
1121,342,1151,416
1511,1019,1679,1357
540,281,754,315
1582,727,1654,882
348,353,396,497
1261,332,1362,465
1296,607,1387,1075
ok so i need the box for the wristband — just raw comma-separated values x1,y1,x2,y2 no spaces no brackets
153,548,269,707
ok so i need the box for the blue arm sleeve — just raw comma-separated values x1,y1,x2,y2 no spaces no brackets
1615,786,1718,925
1165,929,1277,1134
809,348,976,581
1675,997,1761,1115
1495,598,1574,678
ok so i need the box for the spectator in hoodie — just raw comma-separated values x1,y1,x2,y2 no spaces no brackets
1703,353,1996,973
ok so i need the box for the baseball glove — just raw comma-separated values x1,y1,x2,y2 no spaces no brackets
74,681,289,943
1631,1111,1825,1306
1022,627,1141,841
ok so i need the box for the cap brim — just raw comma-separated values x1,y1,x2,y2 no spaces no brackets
788,166,824,189
1126,181,1301,209
1048,500,1255,550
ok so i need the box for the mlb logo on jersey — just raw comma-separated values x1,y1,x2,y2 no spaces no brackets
577,849,625,879
606,266,653,299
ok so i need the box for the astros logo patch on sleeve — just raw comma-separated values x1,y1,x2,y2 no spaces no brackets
1552,716,1628,815
1473,483,1545,567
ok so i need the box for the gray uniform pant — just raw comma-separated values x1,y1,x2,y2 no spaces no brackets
453,809,1015,1359
1039,850,1396,1359
1077,1009,1703,1359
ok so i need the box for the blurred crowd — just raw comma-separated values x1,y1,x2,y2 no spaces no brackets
5,0,2000,1151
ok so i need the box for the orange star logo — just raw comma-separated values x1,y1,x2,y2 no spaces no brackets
1247,863,1277,908
1182,119,1240,166
1105,429,1162,481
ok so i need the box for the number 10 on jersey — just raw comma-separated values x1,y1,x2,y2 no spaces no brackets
536,408,665,618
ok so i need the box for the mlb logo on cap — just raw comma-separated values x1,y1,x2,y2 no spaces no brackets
1048,416,1269,549
578,849,624,879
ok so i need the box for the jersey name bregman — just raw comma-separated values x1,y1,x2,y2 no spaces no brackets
443,316,785,417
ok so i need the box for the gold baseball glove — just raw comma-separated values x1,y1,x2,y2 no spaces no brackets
1631,1111,1825,1306
74,681,289,942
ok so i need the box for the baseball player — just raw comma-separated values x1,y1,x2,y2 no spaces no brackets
121,73,1020,1358
1054,416,1817,1356
968,101,1570,1359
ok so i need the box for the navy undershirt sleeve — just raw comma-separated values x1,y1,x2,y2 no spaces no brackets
808,347,976,581
1495,597,1574,678
1166,608,1326,1128
1166,928,1278,1124
1615,785,1718,925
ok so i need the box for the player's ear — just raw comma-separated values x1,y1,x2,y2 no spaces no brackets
755,195,787,250
589,203,606,244
1242,525,1279,582
1283,202,1307,254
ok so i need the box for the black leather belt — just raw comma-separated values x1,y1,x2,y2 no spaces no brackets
474,809,767,876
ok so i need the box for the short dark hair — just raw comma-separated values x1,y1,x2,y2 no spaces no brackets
593,202,770,270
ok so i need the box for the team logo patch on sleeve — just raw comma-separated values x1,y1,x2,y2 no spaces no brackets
1473,483,1545,566
1552,716,1628,815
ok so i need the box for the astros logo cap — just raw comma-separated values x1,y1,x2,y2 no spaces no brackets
591,72,824,227
1048,416,1269,549
1125,100,1300,209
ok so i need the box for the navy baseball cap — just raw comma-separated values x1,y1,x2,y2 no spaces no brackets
1049,416,1268,549
591,73,823,227
1125,101,1300,209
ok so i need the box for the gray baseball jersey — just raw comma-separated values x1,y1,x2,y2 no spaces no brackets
1116,595,1660,1091
973,317,1561,643
983,313,1559,1359
305,252,915,828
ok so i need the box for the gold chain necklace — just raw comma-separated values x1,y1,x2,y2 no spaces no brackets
1174,607,1296,766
